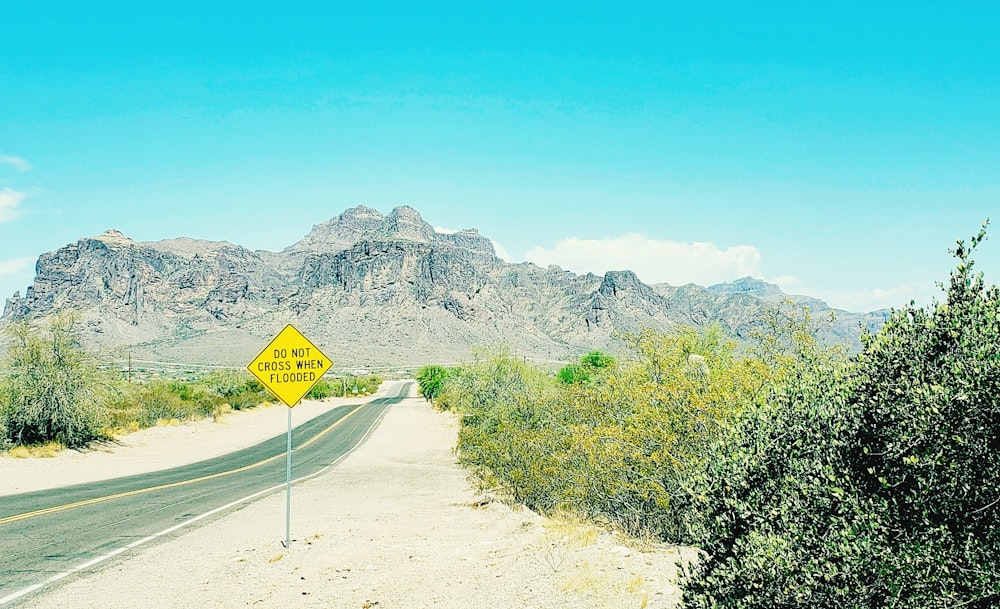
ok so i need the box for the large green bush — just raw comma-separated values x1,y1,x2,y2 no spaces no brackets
682,226,1000,608
0,313,111,448
438,349,567,507
443,330,776,541
556,350,616,385
416,365,451,404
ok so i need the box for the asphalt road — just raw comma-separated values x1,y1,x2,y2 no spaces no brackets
0,382,411,605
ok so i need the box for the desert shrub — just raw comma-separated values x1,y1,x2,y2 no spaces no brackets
305,379,333,399
0,391,10,451
445,330,777,541
557,350,616,385
166,380,195,402
561,325,775,540
556,362,589,384
107,369,271,430
439,348,568,507
682,225,1000,608
198,369,268,410
556,351,615,385
416,365,451,404
113,380,214,428
580,350,616,369
0,313,111,448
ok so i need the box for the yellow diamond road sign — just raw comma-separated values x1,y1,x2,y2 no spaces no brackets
247,324,333,407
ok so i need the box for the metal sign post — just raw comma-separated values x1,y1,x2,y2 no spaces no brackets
246,325,333,549
285,405,293,548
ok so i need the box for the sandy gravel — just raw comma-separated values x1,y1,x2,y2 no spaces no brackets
5,382,696,608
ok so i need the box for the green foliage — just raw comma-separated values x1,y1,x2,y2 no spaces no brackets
0,313,111,448
438,348,567,507
580,350,615,369
556,363,590,384
416,365,451,404
109,380,216,429
108,369,270,430
305,379,333,399
565,325,774,539
682,224,1000,608
445,329,778,541
557,350,616,385
198,369,268,410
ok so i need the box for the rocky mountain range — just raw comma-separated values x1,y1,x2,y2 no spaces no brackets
1,206,886,370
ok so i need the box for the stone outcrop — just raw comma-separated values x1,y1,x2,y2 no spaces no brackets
1,207,881,367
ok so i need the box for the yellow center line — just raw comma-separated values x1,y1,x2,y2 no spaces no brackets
0,404,367,526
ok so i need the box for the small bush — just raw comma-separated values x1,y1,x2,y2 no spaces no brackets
109,380,213,429
580,350,615,369
306,379,333,399
556,363,590,384
557,351,616,385
199,369,268,409
416,365,450,404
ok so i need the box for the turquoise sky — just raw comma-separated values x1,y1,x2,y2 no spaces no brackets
1,2,997,312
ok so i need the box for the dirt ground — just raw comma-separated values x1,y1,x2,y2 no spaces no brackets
3,382,697,609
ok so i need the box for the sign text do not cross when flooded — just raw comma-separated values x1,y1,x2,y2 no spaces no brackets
247,324,333,407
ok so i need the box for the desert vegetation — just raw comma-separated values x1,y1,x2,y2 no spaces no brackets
422,226,999,608
0,318,379,451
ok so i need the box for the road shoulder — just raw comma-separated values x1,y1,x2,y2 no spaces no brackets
16,392,696,609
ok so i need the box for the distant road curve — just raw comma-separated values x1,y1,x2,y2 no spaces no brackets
0,381,412,606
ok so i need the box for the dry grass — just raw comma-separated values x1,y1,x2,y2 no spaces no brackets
560,561,606,594
542,510,601,548
535,510,601,573
539,511,659,607
5,441,65,459
212,404,233,423
105,421,141,436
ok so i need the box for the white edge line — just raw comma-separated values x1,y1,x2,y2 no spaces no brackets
0,393,401,607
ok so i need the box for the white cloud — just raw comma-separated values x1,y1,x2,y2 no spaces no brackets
491,240,513,262
433,226,457,235
0,257,34,277
525,233,763,286
0,188,26,223
821,284,939,313
772,275,800,289
0,155,31,172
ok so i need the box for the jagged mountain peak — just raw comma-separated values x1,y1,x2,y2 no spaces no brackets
287,205,498,261
601,270,643,287
92,229,134,246
380,205,435,242
708,276,783,297
289,205,440,254
1,205,879,366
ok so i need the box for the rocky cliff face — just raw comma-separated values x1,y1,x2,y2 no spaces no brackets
1,206,880,367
